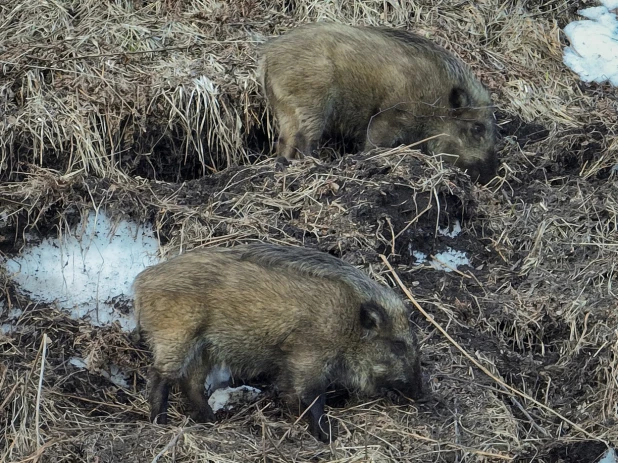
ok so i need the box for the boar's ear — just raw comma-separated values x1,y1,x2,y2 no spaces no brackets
449,87,470,110
360,301,388,331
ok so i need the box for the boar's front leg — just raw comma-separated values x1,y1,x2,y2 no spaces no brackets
301,386,336,443
149,368,172,424
283,351,337,442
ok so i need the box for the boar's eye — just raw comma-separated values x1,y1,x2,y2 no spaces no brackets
390,340,407,356
472,123,485,138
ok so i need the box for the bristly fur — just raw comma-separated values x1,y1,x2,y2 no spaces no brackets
133,242,423,443
258,22,498,184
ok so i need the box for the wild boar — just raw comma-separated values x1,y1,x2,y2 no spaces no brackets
133,242,423,442
258,22,498,184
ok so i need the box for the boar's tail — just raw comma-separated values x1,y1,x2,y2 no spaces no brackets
257,55,274,102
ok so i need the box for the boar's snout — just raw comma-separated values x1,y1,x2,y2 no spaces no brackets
460,151,499,185
384,377,424,404
380,357,425,402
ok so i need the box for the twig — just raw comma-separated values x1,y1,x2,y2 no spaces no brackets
151,427,187,463
35,333,49,448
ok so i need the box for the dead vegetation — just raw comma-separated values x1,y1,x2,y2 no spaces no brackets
1,0,618,462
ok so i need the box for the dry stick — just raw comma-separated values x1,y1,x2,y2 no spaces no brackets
277,395,330,447
365,133,446,161
379,254,606,445
151,427,190,463
394,202,433,240
35,333,49,448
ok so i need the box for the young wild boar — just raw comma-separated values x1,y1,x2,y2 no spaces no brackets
133,242,423,443
258,22,498,184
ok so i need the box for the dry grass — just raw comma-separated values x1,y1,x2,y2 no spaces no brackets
1,0,618,462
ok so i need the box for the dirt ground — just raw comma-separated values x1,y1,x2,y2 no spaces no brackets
1,0,618,462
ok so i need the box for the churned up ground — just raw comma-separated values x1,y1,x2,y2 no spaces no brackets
1,0,617,462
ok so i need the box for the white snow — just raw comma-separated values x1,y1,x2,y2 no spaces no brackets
603,0,618,9
600,448,618,463
563,0,618,86
412,250,428,264
408,243,470,272
438,220,462,238
0,302,23,335
208,385,261,412
69,356,131,389
4,210,159,331
430,248,470,273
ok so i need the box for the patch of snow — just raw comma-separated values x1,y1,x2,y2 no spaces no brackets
412,250,428,264
600,448,617,463
4,210,159,332
8,307,23,319
69,357,88,369
105,364,131,389
1,324,15,335
208,385,261,412
69,356,130,389
439,220,462,238
563,1,618,86
604,0,618,9
408,243,428,264
430,248,470,273
0,303,23,335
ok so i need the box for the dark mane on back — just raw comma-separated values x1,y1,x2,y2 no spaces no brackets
369,26,473,84
237,242,379,297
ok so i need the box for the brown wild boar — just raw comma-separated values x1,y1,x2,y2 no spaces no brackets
133,242,423,442
258,22,498,184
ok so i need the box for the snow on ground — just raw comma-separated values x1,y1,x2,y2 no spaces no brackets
4,210,159,331
410,248,428,265
429,248,470,273
69,356,131,389
409,246,471,272
563,0,618,86
0,304,23,335
408,221,471,272
600,448,618,463
209,386,262,412
438,220,462,238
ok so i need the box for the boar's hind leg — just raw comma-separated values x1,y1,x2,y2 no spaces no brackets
149,368,171,424
276,107,324,160
179,353,216,423
274,106,302,160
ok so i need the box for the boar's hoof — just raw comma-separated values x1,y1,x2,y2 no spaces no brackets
189,408,216,423
151,412,168,425
310,414,338,443
275,156,290,170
